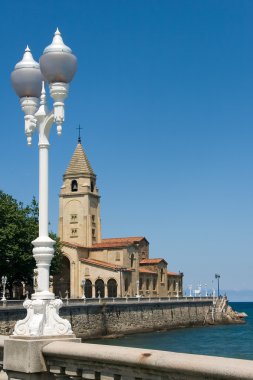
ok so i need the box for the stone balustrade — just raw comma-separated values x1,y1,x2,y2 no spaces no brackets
43,341,253,379
0,338,252,379
0,296,214,308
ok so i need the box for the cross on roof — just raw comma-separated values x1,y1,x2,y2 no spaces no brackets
77,124,83,143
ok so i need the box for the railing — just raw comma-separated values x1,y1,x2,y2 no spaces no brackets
0,296,214,308
42,341,253,379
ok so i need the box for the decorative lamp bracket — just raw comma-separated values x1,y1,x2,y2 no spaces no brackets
49,82,69,135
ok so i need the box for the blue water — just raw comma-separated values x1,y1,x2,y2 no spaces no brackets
88,302,253,360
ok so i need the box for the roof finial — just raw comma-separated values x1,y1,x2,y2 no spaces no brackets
77,124,82,143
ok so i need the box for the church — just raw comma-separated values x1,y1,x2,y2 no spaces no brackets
55,137,183,299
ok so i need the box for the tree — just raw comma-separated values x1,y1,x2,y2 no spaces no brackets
0,191,63,298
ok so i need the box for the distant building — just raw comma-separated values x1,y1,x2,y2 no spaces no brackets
55,140,183,298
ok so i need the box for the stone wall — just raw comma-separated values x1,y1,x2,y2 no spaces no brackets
62,300,216,339
0,299,234,338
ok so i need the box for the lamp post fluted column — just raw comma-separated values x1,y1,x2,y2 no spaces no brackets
11,29,77,337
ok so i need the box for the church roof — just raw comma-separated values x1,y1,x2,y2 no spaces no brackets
62,237,147,250
139,268,157,275
167,271,181,276
80,258,127,271
91,237,147,249
65,142,94,177
140,258,168,265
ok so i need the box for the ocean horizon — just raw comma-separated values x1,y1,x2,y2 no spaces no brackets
88,302,253,360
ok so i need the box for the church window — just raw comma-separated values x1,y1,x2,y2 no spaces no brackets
85,279,92,298
91,181,94,192
108,279,117,298
130,253,134,268
71,228,78,237
161,268,165,283
70,214,77,223
95,279,105,298
124,278,129,292
146,278,150,290
92,228,96,243
71,180,78,192
115,252,120,261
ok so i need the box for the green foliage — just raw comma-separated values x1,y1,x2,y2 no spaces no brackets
0,191,63,292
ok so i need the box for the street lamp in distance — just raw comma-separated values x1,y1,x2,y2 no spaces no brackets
215,274,220,298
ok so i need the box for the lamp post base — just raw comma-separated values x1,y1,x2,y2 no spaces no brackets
13,298,73,337
32,291,55,300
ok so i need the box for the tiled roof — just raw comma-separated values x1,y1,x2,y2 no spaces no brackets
91,237,146,249
62,241,87,249
65,142,94,176
140,258,168,265
80,258,124,271
139,268,157,275
167,271,180,276
62,237,146,250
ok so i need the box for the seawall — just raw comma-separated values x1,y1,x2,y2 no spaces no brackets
0,298,240,338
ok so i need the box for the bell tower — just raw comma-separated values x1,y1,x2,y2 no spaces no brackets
58,138,101,246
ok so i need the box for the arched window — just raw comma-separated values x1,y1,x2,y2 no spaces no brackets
95,279,105,298
146,278,150,290
124,278,129,292
85,279,92,298
71,180,78,192
107,279,117,298
130,253,134,268
91,181,94,192
153,277,157,290
173,280,176,291
160,268,165,283
139,278,143,290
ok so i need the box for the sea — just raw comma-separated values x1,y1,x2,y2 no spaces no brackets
88,302,253,360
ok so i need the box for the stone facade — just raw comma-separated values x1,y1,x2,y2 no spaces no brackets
55,140,183,299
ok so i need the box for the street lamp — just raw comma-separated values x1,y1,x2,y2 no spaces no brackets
1,276,7,301
81,279,86,300
204,283,208,297
11,29,77,337
136,280,140,300
215,273,220,298
176,282,179,298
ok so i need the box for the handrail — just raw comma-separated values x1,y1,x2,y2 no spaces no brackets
0,296,214,307
43,341,253,379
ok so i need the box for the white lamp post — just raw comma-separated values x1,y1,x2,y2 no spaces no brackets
176,282,179,298
204,283,208,297
82,279,86,300
1,276,7,301
188,284,192,297
11,29,77,337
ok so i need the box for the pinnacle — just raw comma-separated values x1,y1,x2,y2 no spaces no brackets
65,142,94,177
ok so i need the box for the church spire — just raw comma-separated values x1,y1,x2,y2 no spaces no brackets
64,141,95,178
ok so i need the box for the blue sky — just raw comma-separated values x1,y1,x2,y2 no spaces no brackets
0,0,253,300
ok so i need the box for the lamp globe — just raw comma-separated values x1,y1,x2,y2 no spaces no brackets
39,28,77,84
11,46,43,98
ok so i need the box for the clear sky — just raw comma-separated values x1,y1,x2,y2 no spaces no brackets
0,0,252,300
